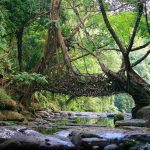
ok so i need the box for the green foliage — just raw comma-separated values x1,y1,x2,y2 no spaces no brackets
75,117,114,126
0,0,149,114
0,88,11,101
0,88,14,110
12,72,48,86
114,93,135,112
0,6,7,50
114,113,124,122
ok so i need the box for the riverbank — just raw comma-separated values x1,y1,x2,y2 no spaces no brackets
0,110,150,149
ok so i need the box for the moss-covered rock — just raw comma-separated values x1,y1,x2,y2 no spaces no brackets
136,105,150,120
0,112,6,121
0,99,17,110
2,111,24,121
31,103,45,111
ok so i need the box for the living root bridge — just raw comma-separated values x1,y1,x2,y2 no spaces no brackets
37,72,119,97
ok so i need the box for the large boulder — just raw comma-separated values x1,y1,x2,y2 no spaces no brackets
136,105,150,120
0,113,6,121
0,126,75,150
2,111,24,121
0,99,17,110
31,103,45,111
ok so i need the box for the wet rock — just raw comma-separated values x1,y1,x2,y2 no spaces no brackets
81,138,108,149
104,144,118,150
115,119,148,127
35,118,48,124
54,130,71,138
0,126,75,150
60,112,68,118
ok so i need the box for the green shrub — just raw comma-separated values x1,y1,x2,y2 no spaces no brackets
12,72,48,86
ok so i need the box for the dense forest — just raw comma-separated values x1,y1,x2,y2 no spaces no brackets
0,0,149,114
0,0,150,149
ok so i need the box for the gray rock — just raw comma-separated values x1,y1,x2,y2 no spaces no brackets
35,118,48,124
0,126,75,150
136,105,150,120
81,137,108,147
104,144,118,150
115,119,148,127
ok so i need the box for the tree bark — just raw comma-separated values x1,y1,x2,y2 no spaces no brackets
16,27,24,72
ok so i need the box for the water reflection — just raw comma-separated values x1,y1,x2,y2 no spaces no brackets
74,117,114,127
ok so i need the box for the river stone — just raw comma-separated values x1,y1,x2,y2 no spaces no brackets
0,126,75,150
104,144,118,150
115,119,148,127
81,137,108,148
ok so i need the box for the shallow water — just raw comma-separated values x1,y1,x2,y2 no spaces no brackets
38,116,114,135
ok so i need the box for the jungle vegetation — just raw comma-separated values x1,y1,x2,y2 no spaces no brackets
0,0,149,115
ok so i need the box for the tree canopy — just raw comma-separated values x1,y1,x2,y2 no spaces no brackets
0,0,150,116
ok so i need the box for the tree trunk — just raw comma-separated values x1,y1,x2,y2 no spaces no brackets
127,70,150,118
16,27,24,72
37,0,61,73
110,69,150,118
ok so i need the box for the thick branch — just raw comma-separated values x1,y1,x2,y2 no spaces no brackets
128,1,144,52
57,30,75,73
97,0,126,54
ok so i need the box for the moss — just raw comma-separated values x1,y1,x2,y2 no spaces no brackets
0,88,11,101
21,111,34,120
0,99,17,110
0,112,6,121
31,102,45,111
0,121,19,126
114,113,124,122
38,128,60,135
2,111,24,121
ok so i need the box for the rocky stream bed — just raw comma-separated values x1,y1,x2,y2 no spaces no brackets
0,111,150,150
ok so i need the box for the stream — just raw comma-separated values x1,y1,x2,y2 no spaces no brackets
0,111,150,150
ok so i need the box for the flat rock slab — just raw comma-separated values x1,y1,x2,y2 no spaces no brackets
0,126,75,150
115,119,148,127
69,126,150,149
